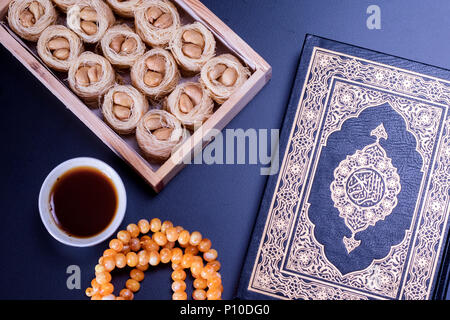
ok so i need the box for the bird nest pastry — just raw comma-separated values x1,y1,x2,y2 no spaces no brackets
7,0,57,42
105,0,143,18
37,25,83,72
136,109,190,161
134,0,181,47
165,81,214,130
102,85,149,135
200,54,250,104
100,24,146,69
169,22,216,75
66,0,115,43
130,48,180,100
68,51,116,106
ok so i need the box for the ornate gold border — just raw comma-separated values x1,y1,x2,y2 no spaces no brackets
248,48,450,300
283,79,441,298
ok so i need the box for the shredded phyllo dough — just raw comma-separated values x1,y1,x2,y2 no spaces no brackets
131,48,180,100
106,0,143,18
51,0,77,12
170,22,216,74
8,0,57,41
136,110,190,161
134,0,181,47
100,24,146,69
165,81,214,129
37,25,83,72
68,52,115,106
66,0,115,43
102,85,149,135
200,54,250,104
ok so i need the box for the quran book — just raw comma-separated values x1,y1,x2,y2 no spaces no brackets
238,35,450,300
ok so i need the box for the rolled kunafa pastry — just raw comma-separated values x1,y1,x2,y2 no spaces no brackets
68,51,115,106
169,22,216,75
100,24,146,69
66,0,115,43
105,0,142,18
165,81,214,130
130,48,180,100
102,85,149,134
51,0,77,12
8,0,57,42
136,109,190,161
200,54,250,104
37,25,83,72
134,0,181,47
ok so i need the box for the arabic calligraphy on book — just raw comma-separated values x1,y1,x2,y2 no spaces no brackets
330,124,401,253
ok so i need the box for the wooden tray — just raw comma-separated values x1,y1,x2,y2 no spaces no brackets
0,0,272,192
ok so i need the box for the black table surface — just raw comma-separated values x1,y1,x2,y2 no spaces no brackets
0,0,448,299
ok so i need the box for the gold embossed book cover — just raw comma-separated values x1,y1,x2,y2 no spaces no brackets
237,35,450,300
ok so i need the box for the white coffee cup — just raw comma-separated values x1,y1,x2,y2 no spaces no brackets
38,157,127,247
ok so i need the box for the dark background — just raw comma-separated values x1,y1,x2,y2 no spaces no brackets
0,0,449,299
